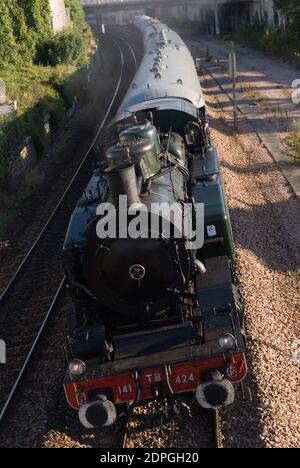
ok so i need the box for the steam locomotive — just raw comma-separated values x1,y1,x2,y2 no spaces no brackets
63,16,247,429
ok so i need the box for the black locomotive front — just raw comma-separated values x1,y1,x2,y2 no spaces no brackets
63,15,247,428
74,123,196,323
82,124,195,322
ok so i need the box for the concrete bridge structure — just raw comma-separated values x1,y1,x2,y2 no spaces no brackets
81,0,282,34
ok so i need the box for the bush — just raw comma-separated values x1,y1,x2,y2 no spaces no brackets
50,68,87,107
0,0,90,67
259,28,299,57
229,24,300,67
0,0,91,165
38,30,85,66
0,160,10,188
0,0,51,66
294,52,300,68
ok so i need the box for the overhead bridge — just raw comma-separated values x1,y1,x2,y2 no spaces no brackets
81,0,253,9
81,0,261,35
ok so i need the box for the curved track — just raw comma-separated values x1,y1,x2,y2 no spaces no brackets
0,36,124,308
0,33,130,428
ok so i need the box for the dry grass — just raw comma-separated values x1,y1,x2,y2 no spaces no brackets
290,121,300,164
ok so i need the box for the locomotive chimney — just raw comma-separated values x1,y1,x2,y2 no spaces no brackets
105,162,141,207
105,144,141,207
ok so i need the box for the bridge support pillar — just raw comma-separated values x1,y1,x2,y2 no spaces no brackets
214,2,220,35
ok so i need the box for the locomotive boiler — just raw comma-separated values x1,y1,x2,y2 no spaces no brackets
83,123,194,322
62,16,247,429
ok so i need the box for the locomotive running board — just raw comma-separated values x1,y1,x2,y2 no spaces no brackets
64,257,247,409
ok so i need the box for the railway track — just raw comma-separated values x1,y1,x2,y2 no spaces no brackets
109,25,138,74
0,32,137,430
116,402,221,449
0,35,124,308
212,408,221,449
0,28,224,449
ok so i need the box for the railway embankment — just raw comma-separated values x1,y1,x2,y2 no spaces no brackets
0,0,93,237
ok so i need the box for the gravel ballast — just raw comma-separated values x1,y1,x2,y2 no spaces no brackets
200,66,300,448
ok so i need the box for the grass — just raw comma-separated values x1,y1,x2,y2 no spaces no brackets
225,24,300,69
0,62,86,117
239,81,264,102
290,121,300,163
0,62,88,164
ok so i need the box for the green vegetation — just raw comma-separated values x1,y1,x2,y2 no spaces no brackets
0,0,51,66
290,121,300,162
274,1,300,27
0,63,87,161
37,0,92,67
38,30,85,66
226,24,300,67
275,1,300,67
0,160,10,187
0,0,92,185
0,0,92,67
226,1,300,68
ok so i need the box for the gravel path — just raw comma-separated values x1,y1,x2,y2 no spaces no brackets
124,402,214,448
192,35,299,94
186,36,300,198
200,67,300,448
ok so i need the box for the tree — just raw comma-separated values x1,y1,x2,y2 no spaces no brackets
274,0,300,27
18,0,51,46
0,0,19,64
8,1,36,62
0,0,51,65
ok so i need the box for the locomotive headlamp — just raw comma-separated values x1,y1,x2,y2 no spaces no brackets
218,333,236,351
68,359,86,379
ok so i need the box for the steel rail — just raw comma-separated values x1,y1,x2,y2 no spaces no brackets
0,35,124,306
212,408,221,449
119,416,129,448
0,35,126,427
0,277,66,425
111,32,138,73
